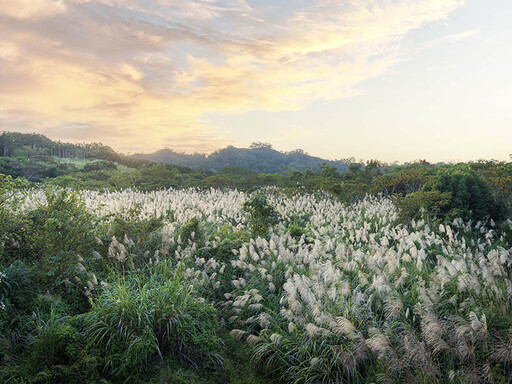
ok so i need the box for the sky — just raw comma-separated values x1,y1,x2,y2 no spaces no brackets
0,0,511,162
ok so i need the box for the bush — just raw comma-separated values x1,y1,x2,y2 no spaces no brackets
82,264,222,381
0,261,35,315
287,223,310,242
10,189,96,263
179,217,203,245
20,191,97,307
243,195,280,238
82,160,118,173
106,206,166,245
423,167,508,222
0,189,98,313
29,309,79,370
213,226,250,263
0,174,29,258
394,190,451,225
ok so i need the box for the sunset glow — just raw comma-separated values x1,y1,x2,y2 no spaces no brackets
1,0,511,161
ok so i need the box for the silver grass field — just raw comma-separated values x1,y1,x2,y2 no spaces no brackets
9,187,512,383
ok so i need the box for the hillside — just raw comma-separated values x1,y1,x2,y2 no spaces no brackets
132,143,350,173
0,132,147,167
1,133,349,175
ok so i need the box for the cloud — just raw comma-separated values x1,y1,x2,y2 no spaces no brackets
0,0,464,152
424,27,480,48
0,0,66,19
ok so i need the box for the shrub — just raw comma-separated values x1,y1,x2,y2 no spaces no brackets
0,260,34,309
82,264,222,381
287,223,309,242
179,217,203,245
29,309,79,369
0,174,29,258
394,190,451,225
423,167,508,222
0,309,98,384
82,160,118,173
213,226,250,263
243,195,280,238
108,213,165,243
13,189,96,263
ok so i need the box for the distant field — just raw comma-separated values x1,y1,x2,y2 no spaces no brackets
52,156,132,171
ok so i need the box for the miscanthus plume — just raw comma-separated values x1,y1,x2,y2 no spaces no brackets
14,187,512,383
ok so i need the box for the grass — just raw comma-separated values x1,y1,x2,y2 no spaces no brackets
1,187,512,383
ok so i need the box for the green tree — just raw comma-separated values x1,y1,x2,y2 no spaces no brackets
243,195,280,237
423,167,507,222
394,190,451,225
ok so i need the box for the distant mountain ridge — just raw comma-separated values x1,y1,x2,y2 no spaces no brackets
0,132,351,174
0,131,146,167
132,143,350,174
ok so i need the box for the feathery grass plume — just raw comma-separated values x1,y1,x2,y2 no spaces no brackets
269,333,282,345
230,329,247,341
305,323,321,338
491,331,512,364
333,316,356,339
422,313,451,355
383,294,403,320
366,327,401,371
246,334,261,345
11,187,512,383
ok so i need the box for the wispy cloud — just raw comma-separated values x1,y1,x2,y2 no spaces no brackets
0,0,464,152
424,27,480,48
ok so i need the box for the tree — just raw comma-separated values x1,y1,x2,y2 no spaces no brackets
375,167,429,196
249,142,273,150
423,167,508,222
243,195,280,238
394,190,451,225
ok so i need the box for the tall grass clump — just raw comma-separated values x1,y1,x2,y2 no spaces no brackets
82,263,222,381
225,196,512,383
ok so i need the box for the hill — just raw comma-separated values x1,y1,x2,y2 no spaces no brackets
0,131,146,167
0,131,149,181
1,133,349,175
132,143,350,173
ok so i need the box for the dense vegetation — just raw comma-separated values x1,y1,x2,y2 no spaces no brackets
2,133,511,219
132,142,350,173
1,131,512,383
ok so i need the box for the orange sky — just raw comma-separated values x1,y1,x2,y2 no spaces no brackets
0,0,511,162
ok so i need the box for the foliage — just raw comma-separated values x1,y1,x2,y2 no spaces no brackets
29,309,80,370
105,206,167,245
0,174,29,258
375,165,430,195
423,166,508,222
394,190,452,225
82,264,222,381
33,189,94,255
2,141,512,384
0,260,34,309
287,223,309,242
179,217,204,245
243,195,280,237
473,161,512,209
